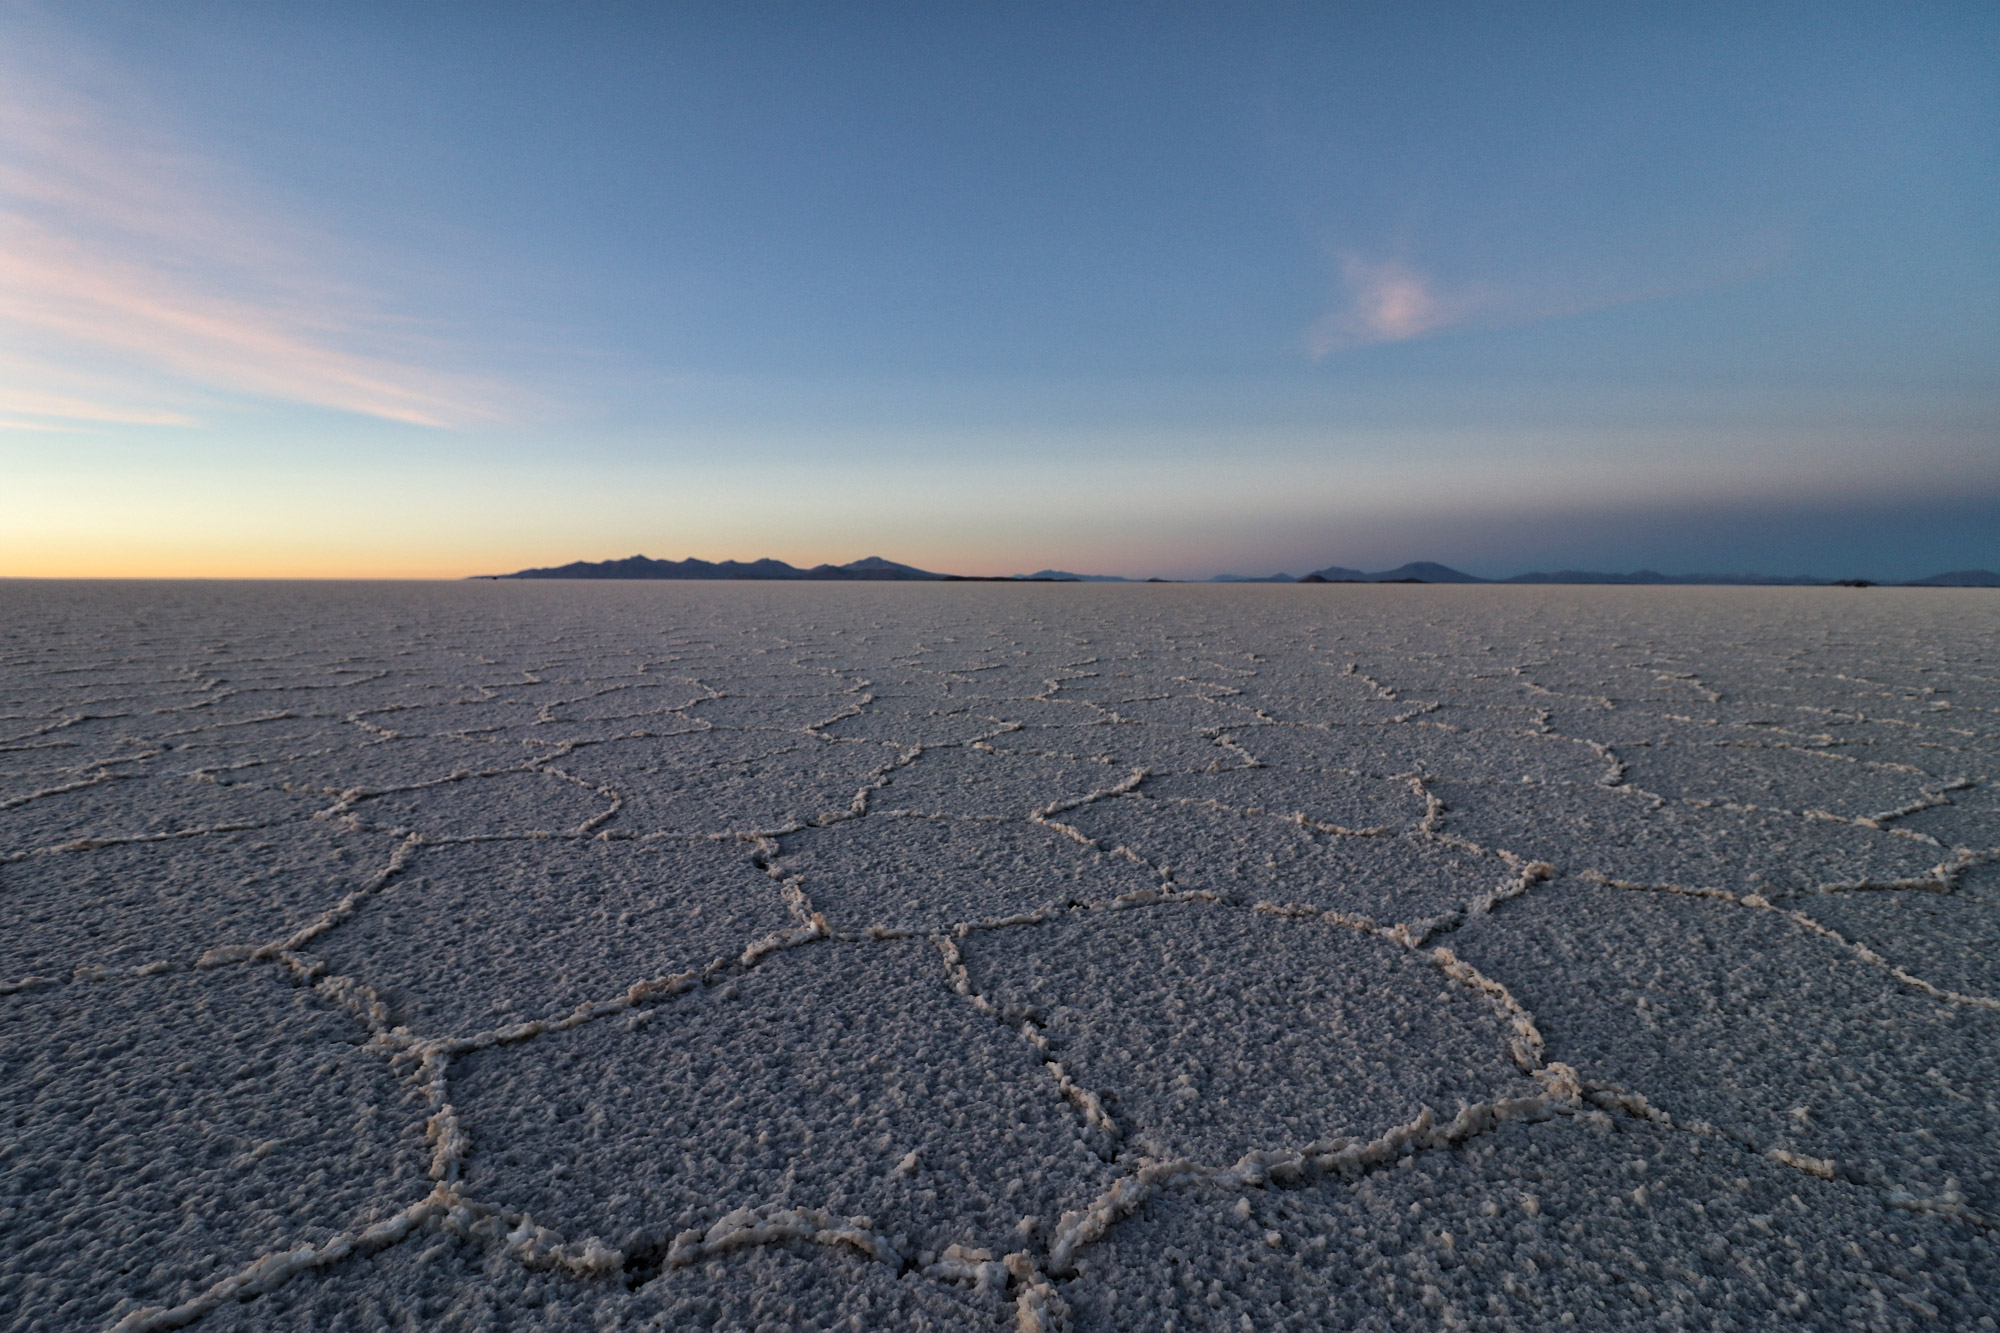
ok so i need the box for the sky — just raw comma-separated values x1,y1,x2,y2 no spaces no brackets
3,1,1996,580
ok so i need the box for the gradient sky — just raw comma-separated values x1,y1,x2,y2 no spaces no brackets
4,1,1996,579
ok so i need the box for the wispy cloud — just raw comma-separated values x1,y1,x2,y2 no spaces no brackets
1305,254,1495,356
0,386,193,426
1306,237,1790,360
0,17,503,428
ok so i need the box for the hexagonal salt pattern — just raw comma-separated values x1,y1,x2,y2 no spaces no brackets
2,579,1994,1332
0,822,403,982
953,904,1533,1163
0,969,428,1330
308,838,795,1036
451,939,1114,1267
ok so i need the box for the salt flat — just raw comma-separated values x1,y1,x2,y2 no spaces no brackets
1,580,1995,1332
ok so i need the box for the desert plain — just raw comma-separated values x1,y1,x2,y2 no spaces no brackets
1,580,1995,1331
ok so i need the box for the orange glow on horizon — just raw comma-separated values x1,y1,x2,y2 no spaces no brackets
0,550,520,580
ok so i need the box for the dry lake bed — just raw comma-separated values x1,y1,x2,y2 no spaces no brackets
2,580,1996,1332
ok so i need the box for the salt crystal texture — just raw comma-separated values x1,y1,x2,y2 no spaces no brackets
1,580,1995,1330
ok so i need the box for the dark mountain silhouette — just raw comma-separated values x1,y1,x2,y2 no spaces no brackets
1502,569,1670,585
484,555,782,580
1901,569,2000,587
1370,562,1484,583
833,556,948,579
1496,569,2000,586
1499,569,1814,585
479,554,1097,583
484,554,952,581
1015,570,1122,582
479,554,1999,587
1299,563,1993,586
1217,562,1484,583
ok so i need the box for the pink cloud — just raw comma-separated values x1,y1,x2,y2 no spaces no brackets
1305,255,1495,356
0,26,504,428
0,221,491,427
0,385,193,427
1304,234,1791,360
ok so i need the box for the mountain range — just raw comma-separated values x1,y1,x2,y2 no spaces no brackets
479,555,1999,587
1213,564,2000,587
486,555,1049,582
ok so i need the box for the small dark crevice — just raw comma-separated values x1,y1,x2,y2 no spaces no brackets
621,1237,671,1290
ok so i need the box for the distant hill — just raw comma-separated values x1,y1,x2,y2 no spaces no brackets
1499,569,1827,586
1217,562,1485,583
1501,569,1673,585
1373,562,1484,583
484,554,953,581
1297,562,1837,585
1294,563,1998,586
1901,569,2000,587
834,556,948,579
479,554,1999,587
1498,569,1997,586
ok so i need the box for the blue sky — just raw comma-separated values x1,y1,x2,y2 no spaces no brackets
3,1,1995,578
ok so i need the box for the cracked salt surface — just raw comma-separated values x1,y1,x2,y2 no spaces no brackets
774,819,1158,934
311,840,794,1035
1,580,1995,1331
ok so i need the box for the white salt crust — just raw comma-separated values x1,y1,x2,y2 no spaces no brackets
0,580,1994,1331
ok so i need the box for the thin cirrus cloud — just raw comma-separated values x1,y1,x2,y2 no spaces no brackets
0,385,192,428
0,35,503,431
